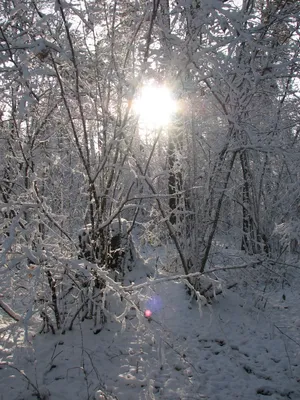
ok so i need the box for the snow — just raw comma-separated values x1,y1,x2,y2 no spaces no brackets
1,242,300,400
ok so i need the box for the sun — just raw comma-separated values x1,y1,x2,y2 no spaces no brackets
133,84,178,129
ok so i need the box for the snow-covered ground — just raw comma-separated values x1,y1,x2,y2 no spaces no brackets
1,244,300,400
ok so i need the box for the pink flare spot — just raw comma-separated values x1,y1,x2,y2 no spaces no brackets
144,309,152,318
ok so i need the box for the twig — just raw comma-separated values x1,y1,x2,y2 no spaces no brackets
274,325,294,379
79,321,90,400
267,259,300,270
274,324,300,347
227,282,238,290
149,317,199,374
66,292,101,332
123,262,262,292
0,299,21,322
0,363,42,400
50,343,63,365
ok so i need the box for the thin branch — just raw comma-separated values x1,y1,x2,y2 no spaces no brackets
0,298,21,322
0,364,42,399
123,261,262,292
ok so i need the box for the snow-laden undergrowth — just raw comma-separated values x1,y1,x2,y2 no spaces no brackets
1,241,300,400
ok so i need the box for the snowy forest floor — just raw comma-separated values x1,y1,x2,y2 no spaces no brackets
1,242,300,400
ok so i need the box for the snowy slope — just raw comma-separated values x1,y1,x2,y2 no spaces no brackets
1,251,300,400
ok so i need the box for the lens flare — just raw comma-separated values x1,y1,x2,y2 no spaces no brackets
144,295,163,319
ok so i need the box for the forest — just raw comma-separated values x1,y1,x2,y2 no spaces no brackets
1,1,300,399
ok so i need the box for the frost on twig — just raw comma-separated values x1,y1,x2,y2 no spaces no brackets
0,298,21,322
184,279,207,317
